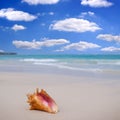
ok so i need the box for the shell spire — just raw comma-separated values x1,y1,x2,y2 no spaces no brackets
27,88,58,114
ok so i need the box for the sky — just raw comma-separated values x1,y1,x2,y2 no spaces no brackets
0,0,120,54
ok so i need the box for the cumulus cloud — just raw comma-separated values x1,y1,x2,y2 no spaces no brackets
101,46,120,52
22,0,59,5
50,18,101,33
13,38,69,49
0,8,37,21
81,0,113,7
97,34,120,43
11,24,26,31
57,41,101,51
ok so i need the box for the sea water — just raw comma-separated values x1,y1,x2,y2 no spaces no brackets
0,54,120,73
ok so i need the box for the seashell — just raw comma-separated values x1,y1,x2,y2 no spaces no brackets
27,88,58,114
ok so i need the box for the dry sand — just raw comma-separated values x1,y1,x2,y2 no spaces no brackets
0,72,120,120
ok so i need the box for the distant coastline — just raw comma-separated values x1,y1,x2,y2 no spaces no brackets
0,52,17,55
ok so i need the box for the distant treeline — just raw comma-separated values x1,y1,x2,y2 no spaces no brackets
0,52,17,55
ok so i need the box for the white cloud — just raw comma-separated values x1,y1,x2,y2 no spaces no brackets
57,41,101,51
13,40,39,49
97,34,120,43
0,8,37,21
50,18,101,32
81,0,113,7
49,12,54,15
41,38,70,47
41,23,46,26
0,49,4,53
22,0,59,5
101,46,120,52
80,11,95,18
40,12,54,16
11,24,26,31
13,38,69,49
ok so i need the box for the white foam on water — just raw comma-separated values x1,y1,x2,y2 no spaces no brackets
34,61,102,72
20,58,120,73
20,58,57,62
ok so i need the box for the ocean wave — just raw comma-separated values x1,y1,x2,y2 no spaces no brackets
95,60,120,65
20,58,57,63
20,58,120,72
34,61,102,72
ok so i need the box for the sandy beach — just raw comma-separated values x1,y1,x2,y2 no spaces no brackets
0,0,120,118
0,71,120,120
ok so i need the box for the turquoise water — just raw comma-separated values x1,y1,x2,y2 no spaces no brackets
0,54,120,72
0,54,120,60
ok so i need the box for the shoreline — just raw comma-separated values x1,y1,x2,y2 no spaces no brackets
0,63,120,81
0,71,120,120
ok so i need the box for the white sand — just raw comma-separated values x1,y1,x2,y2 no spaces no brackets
0,72,120,120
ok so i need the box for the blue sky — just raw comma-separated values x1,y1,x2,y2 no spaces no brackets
0,0,120,54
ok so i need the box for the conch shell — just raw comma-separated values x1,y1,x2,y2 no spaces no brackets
27,88,58,114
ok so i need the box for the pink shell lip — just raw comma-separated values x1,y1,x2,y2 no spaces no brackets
27,88,58,114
